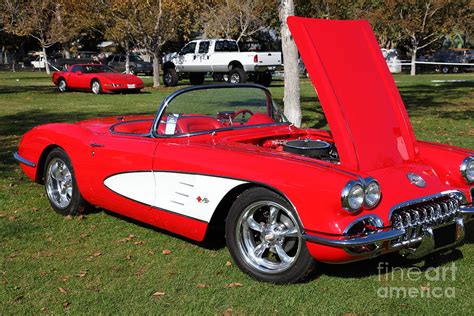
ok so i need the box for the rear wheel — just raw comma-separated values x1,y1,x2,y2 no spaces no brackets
91,79,102,94
163,68,178,87
57,78,68,92
225,187,317,283
255,71,272,87
441,66,450,74
44,148,88,216
189,72,205,85
228,68,247,84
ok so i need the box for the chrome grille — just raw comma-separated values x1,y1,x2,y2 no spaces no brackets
390,196,460,247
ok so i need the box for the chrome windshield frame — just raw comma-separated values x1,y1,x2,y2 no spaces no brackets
149,83,288,138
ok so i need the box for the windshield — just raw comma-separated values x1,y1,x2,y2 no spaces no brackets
130,55,144,62
155,86,287,136
80,65,116,73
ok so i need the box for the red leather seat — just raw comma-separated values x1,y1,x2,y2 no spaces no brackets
246,113,274,125
177,116,223,134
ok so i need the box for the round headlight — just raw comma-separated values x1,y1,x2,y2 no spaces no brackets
364,180,381,208
342,180,364,212
460,156,474,183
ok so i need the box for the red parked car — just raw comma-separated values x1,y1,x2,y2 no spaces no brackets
52,64,144,94
15,18,473,283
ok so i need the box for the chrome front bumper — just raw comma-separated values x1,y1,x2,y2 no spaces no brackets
303,203,474,258
13,152,36,167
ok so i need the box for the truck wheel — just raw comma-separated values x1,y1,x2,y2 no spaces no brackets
255,72,272,87
229,68,247,84
163,68,178,87
225,187,317,283
452,66,461,73
441,66,450,74
212,73,224,82
189,72,205,85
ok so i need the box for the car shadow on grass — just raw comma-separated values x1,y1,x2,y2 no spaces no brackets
321,221,474,280
0,85,55,94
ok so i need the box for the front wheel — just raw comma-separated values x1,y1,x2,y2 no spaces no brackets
57,78,68,92
225,187,317,283
163,68,178,87
44,148,88,216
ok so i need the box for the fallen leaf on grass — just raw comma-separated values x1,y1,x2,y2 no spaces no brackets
65,215,73,220
134,241,145,245
40,307,48,312
61,275,70,282
8,216,17,221
0,212,5,217
80,233,89,238
117,234,135,243
76,270,87,278
39,271,47,277
225,261,232,267
125,254,132,260
32,207,39,212
196,284,208,288
162,249,172,255
58,287,67,294
420,285,430,292
225,282,242,288
152,291,165,297
93,252,102,257
63,301,70,308
135,268,145,278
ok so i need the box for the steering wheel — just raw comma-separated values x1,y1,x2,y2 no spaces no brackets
234,109,254,125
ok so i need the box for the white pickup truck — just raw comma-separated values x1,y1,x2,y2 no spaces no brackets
162,39,282,87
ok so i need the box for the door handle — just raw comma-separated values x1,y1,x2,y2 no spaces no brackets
90,142,104,148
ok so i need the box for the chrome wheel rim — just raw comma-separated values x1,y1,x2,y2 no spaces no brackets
92,81,100,94
46,158,73,209
236,201,301,274
164,72,172,84
58,80,66,92
230,73,240,83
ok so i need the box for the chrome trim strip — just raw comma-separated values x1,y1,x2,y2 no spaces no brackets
342,214,384,236
13,152,36,167
302,229,405,248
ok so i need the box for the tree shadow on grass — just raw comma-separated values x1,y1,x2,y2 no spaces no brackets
0,85,56,94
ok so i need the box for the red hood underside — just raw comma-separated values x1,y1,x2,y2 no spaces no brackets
287,17,418,172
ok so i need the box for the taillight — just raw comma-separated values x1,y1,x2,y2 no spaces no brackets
253,54,258,63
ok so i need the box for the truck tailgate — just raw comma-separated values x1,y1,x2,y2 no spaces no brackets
255,52,282,66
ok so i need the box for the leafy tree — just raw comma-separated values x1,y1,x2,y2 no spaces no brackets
2,0,62,74
201,0,276,44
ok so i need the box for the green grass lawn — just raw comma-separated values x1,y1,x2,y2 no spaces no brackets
0,71,473,314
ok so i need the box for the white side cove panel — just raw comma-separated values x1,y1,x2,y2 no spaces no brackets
104,172,156,206
104,171,247,222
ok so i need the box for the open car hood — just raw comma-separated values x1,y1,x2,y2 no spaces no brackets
288,17,418,171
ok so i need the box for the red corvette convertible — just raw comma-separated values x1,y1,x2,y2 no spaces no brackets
15,18,474,283
52,64,144,94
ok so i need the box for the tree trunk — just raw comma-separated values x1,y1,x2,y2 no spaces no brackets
152,51,160,88
410,47,417,76
125,52,130,74
42,45,50,75
279,0,301,127
63,42,71,59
